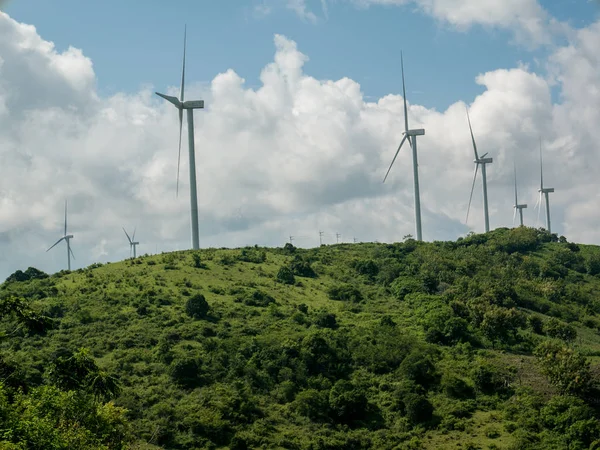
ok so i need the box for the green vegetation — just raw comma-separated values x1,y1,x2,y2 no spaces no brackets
1,228,600,449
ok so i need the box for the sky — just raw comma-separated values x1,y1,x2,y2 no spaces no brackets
1,0,600,279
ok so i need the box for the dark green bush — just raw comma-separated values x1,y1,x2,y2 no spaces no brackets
276,267,295,285
543,318,577,342
326,284,363,303
185,293,210,319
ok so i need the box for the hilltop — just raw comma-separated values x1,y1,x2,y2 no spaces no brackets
1,227,600,449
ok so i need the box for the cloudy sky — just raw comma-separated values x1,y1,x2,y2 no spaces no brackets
0,0,599,279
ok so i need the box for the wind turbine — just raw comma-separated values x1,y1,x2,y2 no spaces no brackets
383,52,426,241
465,108,493,233
513,159,527,227
123,227,139,258
535,139,554,233
46,200,75,271
155,25,205,250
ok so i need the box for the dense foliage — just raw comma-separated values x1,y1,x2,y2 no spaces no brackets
1,227,600,449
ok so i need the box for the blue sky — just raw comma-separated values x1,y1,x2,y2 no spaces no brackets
4,0,598,110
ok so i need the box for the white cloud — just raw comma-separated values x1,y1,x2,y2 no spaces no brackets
1,11,600,279
348,0,557,46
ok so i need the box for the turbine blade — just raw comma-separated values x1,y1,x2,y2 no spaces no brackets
383,134,408,183
123,227,132,244
513,206,517,226
465,163,480,224
64,200,67,236
132,226,136,242
155,92,182,108
180,25,186,103
466,107,479,160
401,51,409,134
46,237,65,252
69,245,75,261
176,108,183,197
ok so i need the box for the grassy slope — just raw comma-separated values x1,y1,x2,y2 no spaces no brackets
2,228,600,449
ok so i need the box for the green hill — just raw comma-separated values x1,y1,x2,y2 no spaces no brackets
1,227,600,449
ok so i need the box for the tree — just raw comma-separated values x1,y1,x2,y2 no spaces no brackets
534,341,592,396
276,266,295,285
185,293,210,319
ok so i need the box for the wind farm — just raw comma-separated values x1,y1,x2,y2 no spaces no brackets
4,3,600,450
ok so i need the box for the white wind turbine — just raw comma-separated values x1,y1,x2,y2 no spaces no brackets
383,52,426,241
513,159,527,227
46,200,75,271
123,227,139,258
535,139,554,233
465,108,493,233
155,25,205,250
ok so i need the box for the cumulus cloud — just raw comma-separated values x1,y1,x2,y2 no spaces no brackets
1,11,600,279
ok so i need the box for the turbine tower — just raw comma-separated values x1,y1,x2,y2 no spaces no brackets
536,139,554,233
383,52,425,241
513,159,527,227
155,25,205,250
46,200,75,271
465,108,493,233
123,227,139,258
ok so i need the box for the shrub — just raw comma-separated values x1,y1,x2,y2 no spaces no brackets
403,393,434,425
276,267,295,285
290,256,317,278
290,389,329,422
527,315,544,334
352,259,379,278
326,284,363,303
586,253,600,276
169,357,202,388
390,277,424,300
238,290,275,307
192,253,208,269
441,374,475,399
185,293,210,319
328,380,368,424
543,318,577,342
534,341,592,396
313,310,338,329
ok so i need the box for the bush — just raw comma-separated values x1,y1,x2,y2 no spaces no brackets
185,294,210,319
313,310,338,329
352,259,379,278
441,374,475,399
534,341,592,396
169,357,202,388
527,316,544,334
403,393,434,425
238,290,275,307
326,284,363,303
276,267,296,285
290,389,329,422
543,318,576,342
290,256,317,278
586,253,600,276
328,380,368,424
192,253,208,269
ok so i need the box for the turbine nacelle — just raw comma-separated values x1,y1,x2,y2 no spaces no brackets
155,92,205,110
405,129,425,137
540,187,555,193
475,157,493,164
514,204,528,209
64,234,74,239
